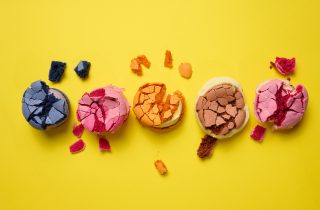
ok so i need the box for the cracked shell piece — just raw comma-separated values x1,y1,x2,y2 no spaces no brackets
132,83,185,130
195,77,249,139
22,80,70,130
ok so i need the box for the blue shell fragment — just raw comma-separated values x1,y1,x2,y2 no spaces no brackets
49,61,66,82
74,61,90,78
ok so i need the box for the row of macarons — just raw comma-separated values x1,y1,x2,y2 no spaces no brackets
22,77,308,141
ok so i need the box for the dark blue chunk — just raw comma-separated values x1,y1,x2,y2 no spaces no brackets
74,60,90,78
49,61,66,82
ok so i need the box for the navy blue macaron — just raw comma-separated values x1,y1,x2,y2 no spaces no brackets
22,80,70,130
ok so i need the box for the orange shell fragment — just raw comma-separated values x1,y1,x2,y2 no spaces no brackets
130,54,151,75
164,50,173,68
179,63,192,79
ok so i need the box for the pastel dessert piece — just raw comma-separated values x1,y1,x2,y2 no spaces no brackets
164,50,173,68
254,79,308,130
132,83,185,130
49,61,66,82
22,80,70,130
250,125,266,142
195,77,249,139
179,63,193,79
74,60,91,78
197,135,217,158
270,57,295,75
76,85,130,134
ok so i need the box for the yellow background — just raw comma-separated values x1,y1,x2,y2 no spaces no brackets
1,0,320,209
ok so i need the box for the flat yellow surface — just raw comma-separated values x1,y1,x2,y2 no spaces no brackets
1,0,320,209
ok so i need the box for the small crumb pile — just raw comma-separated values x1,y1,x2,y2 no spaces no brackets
197,135,217,158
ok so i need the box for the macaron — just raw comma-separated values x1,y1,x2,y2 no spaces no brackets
195,77,249,139
254,79,308,130
76,85,130,134
22,80,70,130
133,83,185,130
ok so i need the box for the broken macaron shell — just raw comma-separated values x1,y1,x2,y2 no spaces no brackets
195,77,249,139
254,79,308,130
133,83,185,130
22,80,70,130
76,85,130,134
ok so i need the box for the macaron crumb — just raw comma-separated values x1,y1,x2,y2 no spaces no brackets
154,160,168,175
164,50,173,68
179,63,192,79
99,137,111,151
250,125,266,142
270,57,295,75
197,135,217,158
130,55,151,75
72,123,84,138
69,139,86,154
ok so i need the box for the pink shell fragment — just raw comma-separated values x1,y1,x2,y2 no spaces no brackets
69,139,86,154
254,79,308,130
72,123,84,138
271,57,295,75
99,137,111,151
250,125,266,142
76,85,130,134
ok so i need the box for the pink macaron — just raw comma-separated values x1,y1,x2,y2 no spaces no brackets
254,79,308,130
76,85,130,134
